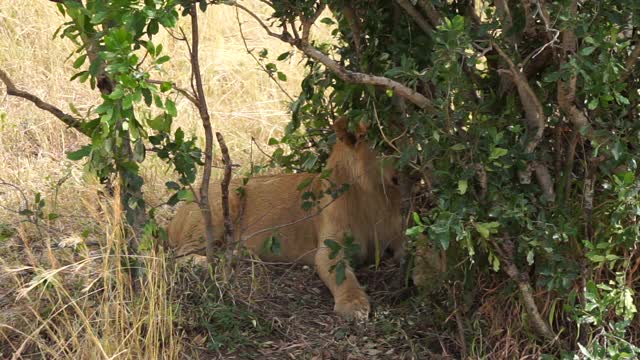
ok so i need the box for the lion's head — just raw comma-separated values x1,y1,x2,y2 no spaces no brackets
329,117,400,197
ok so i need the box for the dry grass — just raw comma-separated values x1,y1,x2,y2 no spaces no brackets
0,1,307,358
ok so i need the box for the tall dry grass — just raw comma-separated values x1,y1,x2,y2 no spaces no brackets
0,1,308,358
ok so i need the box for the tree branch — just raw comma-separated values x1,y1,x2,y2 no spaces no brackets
216,131,237,278
492,44,545,154
298,42,436,111
621,39,640,82
147,79,198,104
189,4,218,265
394,0,434,35
416,0,442,27
492,44,555,200
491,238,562,346
234,3,435,111
556,0,591,134
0,68,88,136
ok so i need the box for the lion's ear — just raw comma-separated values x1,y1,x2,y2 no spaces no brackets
334,117,367,147
334,117,357,147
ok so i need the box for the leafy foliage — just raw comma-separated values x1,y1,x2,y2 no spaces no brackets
260,0,640,354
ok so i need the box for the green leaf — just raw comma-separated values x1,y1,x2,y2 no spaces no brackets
165,99,177,117
160,82,172,92
474,222,500,239
489,147,508,160
334,261,346,286
405,225,425,237
412,212,424,226
147,20,159,35
458,179,468,195
177,189,195,202
148,114,171,132
67,145,92,161
73,54,87,69
133,139,145,162
580,46,596,56
296,177,313,191
156,55,170,65
277,71,287,81
277,51,291,61
320,17,335,25
165,181,180,190
587,98,599,110
450,143,466,151
324,239,342,259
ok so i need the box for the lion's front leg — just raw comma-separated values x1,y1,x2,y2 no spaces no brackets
314,246,370,320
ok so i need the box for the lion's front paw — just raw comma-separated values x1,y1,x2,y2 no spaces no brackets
334,291,370,321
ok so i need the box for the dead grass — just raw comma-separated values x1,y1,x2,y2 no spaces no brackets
0,1,306,358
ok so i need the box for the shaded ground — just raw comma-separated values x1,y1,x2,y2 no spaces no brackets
174,257,459,360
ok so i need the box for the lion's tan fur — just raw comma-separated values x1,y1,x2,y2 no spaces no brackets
168,119,404,319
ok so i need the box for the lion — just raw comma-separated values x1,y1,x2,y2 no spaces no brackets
168,117,405,320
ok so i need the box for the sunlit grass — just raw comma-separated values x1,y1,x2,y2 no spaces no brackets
0,1,307,357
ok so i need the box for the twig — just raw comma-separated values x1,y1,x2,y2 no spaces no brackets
0,69,88,136
216,132,235,249
235,7,293,102
147,79,197,104
189,4,218,265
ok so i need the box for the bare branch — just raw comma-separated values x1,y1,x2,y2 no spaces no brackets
492,44,545,153
301,3,327,43
216,131,235,248
233,3,435,111
189,4,219,265
395,0,434,35
491,238,562,346
216,131,237,278
557,0,591,134
495,0,513,38
416,0,442,27
299,42,435,111
0,68,88,136
340,4,363,58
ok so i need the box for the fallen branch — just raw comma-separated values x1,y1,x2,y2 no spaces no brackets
0,69,88,136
